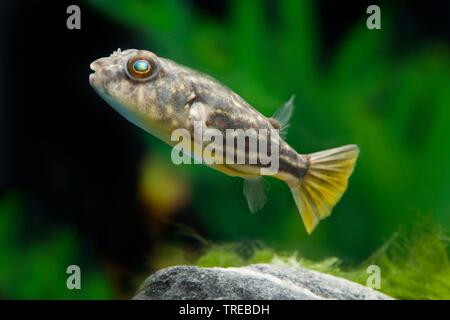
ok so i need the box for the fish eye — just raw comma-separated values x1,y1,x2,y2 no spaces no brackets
125,54,158,81
133,60,149,73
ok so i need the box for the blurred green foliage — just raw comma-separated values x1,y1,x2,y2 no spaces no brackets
0,192,113,299
86,0,450,260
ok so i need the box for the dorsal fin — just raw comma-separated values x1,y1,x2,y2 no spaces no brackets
271,95,295,139
268,118,281,129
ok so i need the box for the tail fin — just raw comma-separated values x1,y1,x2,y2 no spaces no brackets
288,144,359,234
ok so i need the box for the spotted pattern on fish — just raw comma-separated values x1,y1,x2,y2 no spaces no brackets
89,49,309,180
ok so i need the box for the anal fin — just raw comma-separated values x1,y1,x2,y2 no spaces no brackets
243,177,270,213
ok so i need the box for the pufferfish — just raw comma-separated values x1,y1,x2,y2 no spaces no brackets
89,49,359,234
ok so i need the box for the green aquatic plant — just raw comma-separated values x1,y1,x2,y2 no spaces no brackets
193,220,450,300
0,192,113,299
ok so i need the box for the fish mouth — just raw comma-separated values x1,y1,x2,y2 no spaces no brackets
89,72,96,86
89,60,104,88
89,62,98,86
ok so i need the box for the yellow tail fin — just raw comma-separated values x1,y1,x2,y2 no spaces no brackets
288,144,359,234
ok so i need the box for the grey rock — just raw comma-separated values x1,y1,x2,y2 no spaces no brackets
133,263,392,300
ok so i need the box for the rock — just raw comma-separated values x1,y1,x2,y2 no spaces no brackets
133,263,392,300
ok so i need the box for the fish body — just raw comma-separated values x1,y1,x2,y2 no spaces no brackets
90,49,359,233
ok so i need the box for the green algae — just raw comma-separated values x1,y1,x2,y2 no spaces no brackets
193,221,450,300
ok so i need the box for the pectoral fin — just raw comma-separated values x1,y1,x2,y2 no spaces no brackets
243,177,270,213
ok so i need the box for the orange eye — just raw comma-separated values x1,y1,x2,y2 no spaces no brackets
126,55,157,81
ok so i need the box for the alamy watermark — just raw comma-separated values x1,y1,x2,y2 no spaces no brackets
66,265,81,290
366,264,381,290
170,121,281,175
68,5,381,31
366,5,381,30
66,5,81,30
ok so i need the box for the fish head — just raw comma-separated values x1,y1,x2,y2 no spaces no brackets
89,49,190,140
